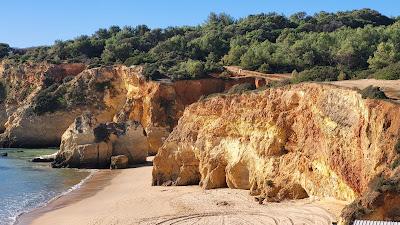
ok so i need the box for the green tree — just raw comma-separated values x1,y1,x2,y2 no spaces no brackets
368,42,400,69
0,43,10,58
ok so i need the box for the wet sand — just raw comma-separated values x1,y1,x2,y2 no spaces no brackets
16,169,118,225
20,158,347,225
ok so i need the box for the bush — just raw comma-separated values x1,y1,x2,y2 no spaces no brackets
337,71,348,80
0,43,10,58
33,87,66,115
142,63,162,80
226,83,256,94
258,63,271,73
359,85,388,99
352,69,375,79
293,66,340,83
268,79,293,88
372,62,400,80
180,60,206,79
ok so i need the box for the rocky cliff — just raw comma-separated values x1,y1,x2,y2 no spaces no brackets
152,83,400,224
0,62,252,152
0,62,86,147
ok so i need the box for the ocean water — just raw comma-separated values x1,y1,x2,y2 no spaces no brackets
0,149,91,225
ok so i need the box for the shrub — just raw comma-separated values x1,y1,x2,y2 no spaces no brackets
0,43,10,58
226,83,256,94
352,69,375,79
293,66,340,83
337,71,348,80
33,87,66,115
258,63,270,73
268,79,292,88
372,62,400,80
359,85,388,99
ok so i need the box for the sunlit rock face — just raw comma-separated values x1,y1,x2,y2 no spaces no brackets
152,83,400,224
52,113,148,168
0,62,251,150
0,62,86,147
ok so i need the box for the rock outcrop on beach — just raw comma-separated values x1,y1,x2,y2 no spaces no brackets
52,113,148,168
110,155,129,169
32,152,57,162
0,62,251,151
152,83,400,224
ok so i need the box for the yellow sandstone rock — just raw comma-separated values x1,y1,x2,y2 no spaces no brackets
153,83,400,224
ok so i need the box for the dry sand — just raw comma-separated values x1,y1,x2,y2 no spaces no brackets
329,79,400,102
17,157,347,225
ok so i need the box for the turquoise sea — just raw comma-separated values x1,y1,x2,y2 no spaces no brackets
0,149,91,225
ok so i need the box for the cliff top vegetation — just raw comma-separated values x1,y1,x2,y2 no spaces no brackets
1,9,400,81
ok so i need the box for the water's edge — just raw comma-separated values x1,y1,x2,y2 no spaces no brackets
15,169,118,225
13,169,97,225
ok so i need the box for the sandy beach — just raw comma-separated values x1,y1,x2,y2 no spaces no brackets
16,157,347,225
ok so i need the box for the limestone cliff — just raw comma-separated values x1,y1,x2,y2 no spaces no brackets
0,62,86,147
0,62,252,152
152,83,400,224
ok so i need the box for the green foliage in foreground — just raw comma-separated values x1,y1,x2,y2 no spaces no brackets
2,9,400,81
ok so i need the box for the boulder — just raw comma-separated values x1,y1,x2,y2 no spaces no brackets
1,152,7,157
32,152,57,162
110,155,129,169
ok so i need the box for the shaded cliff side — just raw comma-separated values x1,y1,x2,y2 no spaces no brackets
152,83,400,224
0,62,252,152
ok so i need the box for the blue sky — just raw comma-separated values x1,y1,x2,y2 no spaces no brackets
2,0,400,47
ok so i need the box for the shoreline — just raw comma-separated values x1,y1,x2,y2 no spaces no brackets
18,157,347,225
15,169,118,225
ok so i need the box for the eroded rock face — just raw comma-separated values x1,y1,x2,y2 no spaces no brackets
0,62,87,147
0,62,252,151
152,83,400,224
52,113,111,168
52,113,148,168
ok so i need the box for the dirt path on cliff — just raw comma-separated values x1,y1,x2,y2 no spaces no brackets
28,158,346,225
329,79,400,103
